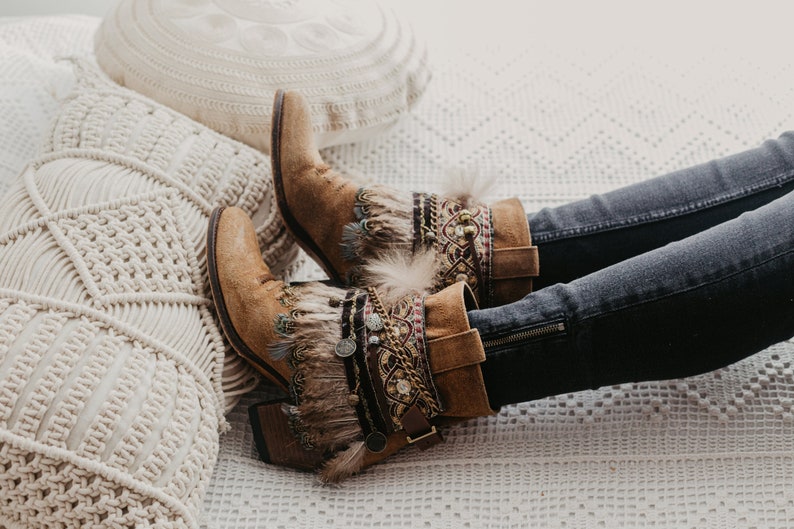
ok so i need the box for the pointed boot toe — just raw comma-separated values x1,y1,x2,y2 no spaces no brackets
207,206,293,391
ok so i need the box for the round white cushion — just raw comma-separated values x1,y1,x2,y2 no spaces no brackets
94,0,431,152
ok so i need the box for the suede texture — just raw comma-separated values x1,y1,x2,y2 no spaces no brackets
213,216,496,476
363,282,495,470
210,206,292,390
490,197,539,304
425,282,496,418
272,91,359,282
273,91,540,307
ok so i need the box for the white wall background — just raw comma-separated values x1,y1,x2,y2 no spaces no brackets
0,0,110,16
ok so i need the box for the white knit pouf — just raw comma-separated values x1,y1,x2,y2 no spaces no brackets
94,0,430,153
0,62,297,528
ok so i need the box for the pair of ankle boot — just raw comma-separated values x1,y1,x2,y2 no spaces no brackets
207,91,539,482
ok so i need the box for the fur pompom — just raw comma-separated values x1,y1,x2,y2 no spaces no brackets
359,249,440,307
439,165,499,206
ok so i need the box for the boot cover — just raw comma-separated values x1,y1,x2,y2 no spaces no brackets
271,89,539,307
261,280,495,482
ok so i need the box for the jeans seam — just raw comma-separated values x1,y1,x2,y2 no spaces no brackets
533,171,794,243
576,246,794,325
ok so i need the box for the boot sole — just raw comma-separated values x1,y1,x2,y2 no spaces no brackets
271,89,344,284
206,206,290,390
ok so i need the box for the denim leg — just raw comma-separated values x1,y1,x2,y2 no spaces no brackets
530,132,794,290
472,189,794,409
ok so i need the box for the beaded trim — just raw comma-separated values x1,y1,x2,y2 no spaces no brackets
340,185,496,305
414,193,494,307
340,289,391,441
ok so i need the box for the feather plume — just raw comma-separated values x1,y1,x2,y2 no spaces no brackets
359,249,440,307
320,441,368,483
284,282,363,453
439,165,499,206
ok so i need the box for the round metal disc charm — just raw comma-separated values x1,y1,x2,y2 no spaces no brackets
335,338,357,358
365,313,383,331
365,432,388,453
395,379,412,395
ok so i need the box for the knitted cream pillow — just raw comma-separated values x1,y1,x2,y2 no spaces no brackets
0,63,296,528
94,0,430,152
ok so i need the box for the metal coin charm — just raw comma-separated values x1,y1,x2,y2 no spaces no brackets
334,338,357,358
365,432,388,453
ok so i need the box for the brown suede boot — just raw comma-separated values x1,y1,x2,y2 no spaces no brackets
207,206,295,391
252,279,495,482
208,207,496,481
271,90,539,307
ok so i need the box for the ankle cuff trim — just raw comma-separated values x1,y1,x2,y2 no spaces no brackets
492,246,539,279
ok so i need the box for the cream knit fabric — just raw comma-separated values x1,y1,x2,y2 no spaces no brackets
0,59,297,528
94,0,430,153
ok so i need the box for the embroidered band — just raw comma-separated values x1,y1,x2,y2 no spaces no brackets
413,193,495,306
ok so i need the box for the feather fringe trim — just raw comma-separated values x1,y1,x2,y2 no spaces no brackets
320,441,368,484
281,282,368,482
341,184,413,265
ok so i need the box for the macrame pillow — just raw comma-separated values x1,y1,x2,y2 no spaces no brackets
0,63,296,528
94,0,430,152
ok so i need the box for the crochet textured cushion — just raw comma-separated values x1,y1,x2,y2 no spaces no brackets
0,62,297,528
94,0,430,153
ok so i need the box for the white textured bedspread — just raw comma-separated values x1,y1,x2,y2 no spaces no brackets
2,5,794,527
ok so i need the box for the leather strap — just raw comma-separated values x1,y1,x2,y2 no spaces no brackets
492,246,539,279
401,405,443,450
428,329,486,374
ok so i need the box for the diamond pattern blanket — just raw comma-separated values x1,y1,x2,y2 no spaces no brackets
1,6,793,528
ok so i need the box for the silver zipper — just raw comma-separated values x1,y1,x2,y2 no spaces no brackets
482,321,566,349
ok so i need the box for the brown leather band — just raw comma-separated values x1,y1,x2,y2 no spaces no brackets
492,246,539,279
401,405,443,450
